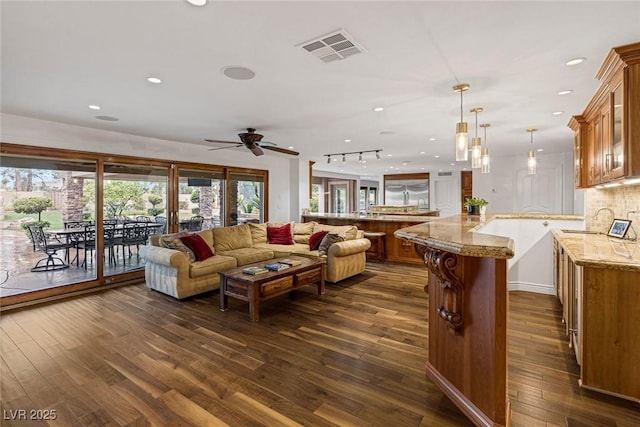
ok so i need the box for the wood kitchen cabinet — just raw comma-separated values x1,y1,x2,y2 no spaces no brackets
569,41,640,188
553,234,640,402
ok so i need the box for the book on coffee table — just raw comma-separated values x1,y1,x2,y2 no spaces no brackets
242,266,269,275
265,263,290,271
278,258,302,266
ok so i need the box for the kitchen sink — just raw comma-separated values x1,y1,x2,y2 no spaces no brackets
560,229,601,234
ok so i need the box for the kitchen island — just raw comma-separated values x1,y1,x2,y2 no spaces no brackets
395,214,514,427
301,212,439,263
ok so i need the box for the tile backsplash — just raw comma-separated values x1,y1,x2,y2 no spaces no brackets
585,185,640,232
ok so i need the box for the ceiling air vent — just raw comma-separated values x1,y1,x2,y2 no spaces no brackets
298,29,364,63
438,171,453,176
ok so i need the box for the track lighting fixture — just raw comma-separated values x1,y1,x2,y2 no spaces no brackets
323,149,383,164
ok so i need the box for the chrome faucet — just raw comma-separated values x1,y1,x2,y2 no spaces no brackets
593,207,614,220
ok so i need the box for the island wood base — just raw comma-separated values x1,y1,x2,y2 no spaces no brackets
416,245,510,427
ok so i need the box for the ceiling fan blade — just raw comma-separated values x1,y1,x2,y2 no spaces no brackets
204,139,242,144
248,144,264,156
207,143,243,151
263,146,299,156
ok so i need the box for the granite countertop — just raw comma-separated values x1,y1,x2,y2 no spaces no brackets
552,230,640,271
393,214,515,259
302,212,439,222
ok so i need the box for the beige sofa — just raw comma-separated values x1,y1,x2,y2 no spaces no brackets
140,221,371,299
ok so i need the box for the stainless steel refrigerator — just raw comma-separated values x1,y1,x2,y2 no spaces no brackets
384,179,429,209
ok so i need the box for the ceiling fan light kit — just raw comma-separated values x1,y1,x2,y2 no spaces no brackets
205,128,299,157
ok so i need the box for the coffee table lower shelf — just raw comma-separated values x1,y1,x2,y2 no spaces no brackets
219,256,325,321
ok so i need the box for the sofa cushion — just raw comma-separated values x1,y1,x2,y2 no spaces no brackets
180,234,214,261
213,224,252,252
313,223,358,241
293,222,315,244
218,247,274,266
267,223,294,245
249,223,268,244
318,233,345,255
309,230,329,250
189,255,237,278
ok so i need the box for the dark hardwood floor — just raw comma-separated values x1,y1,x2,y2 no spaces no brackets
1,262,639,426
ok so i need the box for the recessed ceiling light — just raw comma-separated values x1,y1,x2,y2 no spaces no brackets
88,105,101,110
373,107,384,112
147,77,162,84
434,155,440,158
537,148,544,152
95,115,119,121
222,66,255,80
552,111,564,115
387,154,392,157
332,157,337,162
421,167,425,170
420,152,425,155
558,90,573,96
566,57,586,66
429,137,436,141
288,146,294,149
344,139,351,143
187,0,207,6
450,163,455,166
462,168,467,171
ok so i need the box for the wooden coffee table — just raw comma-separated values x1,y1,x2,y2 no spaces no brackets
219,256,325,321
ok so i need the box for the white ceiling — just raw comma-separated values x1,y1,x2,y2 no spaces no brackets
2,1,639,178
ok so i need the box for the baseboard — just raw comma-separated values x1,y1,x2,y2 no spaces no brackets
508,281,555,295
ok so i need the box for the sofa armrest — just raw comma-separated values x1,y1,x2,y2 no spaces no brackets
140,245,189,270
327,238,371,257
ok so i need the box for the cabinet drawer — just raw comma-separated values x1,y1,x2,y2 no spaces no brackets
295,268,322,287
260,276,293,296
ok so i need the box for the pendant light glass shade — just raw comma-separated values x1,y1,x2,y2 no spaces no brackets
480,122,490,174
528,150,536,175
454,84,470,161
481,147,491,174
470,107,483,168
527,128,537,175
471,138,482,168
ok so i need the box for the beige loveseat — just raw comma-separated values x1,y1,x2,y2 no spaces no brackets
140,221,371,299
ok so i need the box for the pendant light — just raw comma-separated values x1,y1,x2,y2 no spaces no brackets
470,107,483,168
453,83,470,161
480,123,490,174
527,128,537,175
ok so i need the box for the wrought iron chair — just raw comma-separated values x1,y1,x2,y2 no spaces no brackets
153,216,167,234
76,224,117,269
187,215,204,231
27,225,75,272
120,223,149,261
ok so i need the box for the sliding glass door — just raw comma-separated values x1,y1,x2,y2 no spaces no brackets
176,168,225,231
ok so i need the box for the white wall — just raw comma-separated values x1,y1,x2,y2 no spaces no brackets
0,113,297,221
473,151,577,214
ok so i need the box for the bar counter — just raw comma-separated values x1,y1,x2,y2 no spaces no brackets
395,214,514,427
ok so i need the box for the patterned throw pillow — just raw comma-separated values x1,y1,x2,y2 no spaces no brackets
158,232,189,248
317,233,344,255
166,238,196,263
309,230,329,250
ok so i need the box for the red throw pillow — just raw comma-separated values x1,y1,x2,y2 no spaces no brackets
267,223,294,245
180,234,214,261
309,230,329,250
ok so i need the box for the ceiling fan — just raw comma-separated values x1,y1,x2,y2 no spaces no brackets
205,128,299,157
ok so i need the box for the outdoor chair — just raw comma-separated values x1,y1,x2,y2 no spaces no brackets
26,225,75,272
120,223,149,260
76,224,117,269
153,216,167,234
187,215,204,231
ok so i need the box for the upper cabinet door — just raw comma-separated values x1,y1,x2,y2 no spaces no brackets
609,80,625,179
